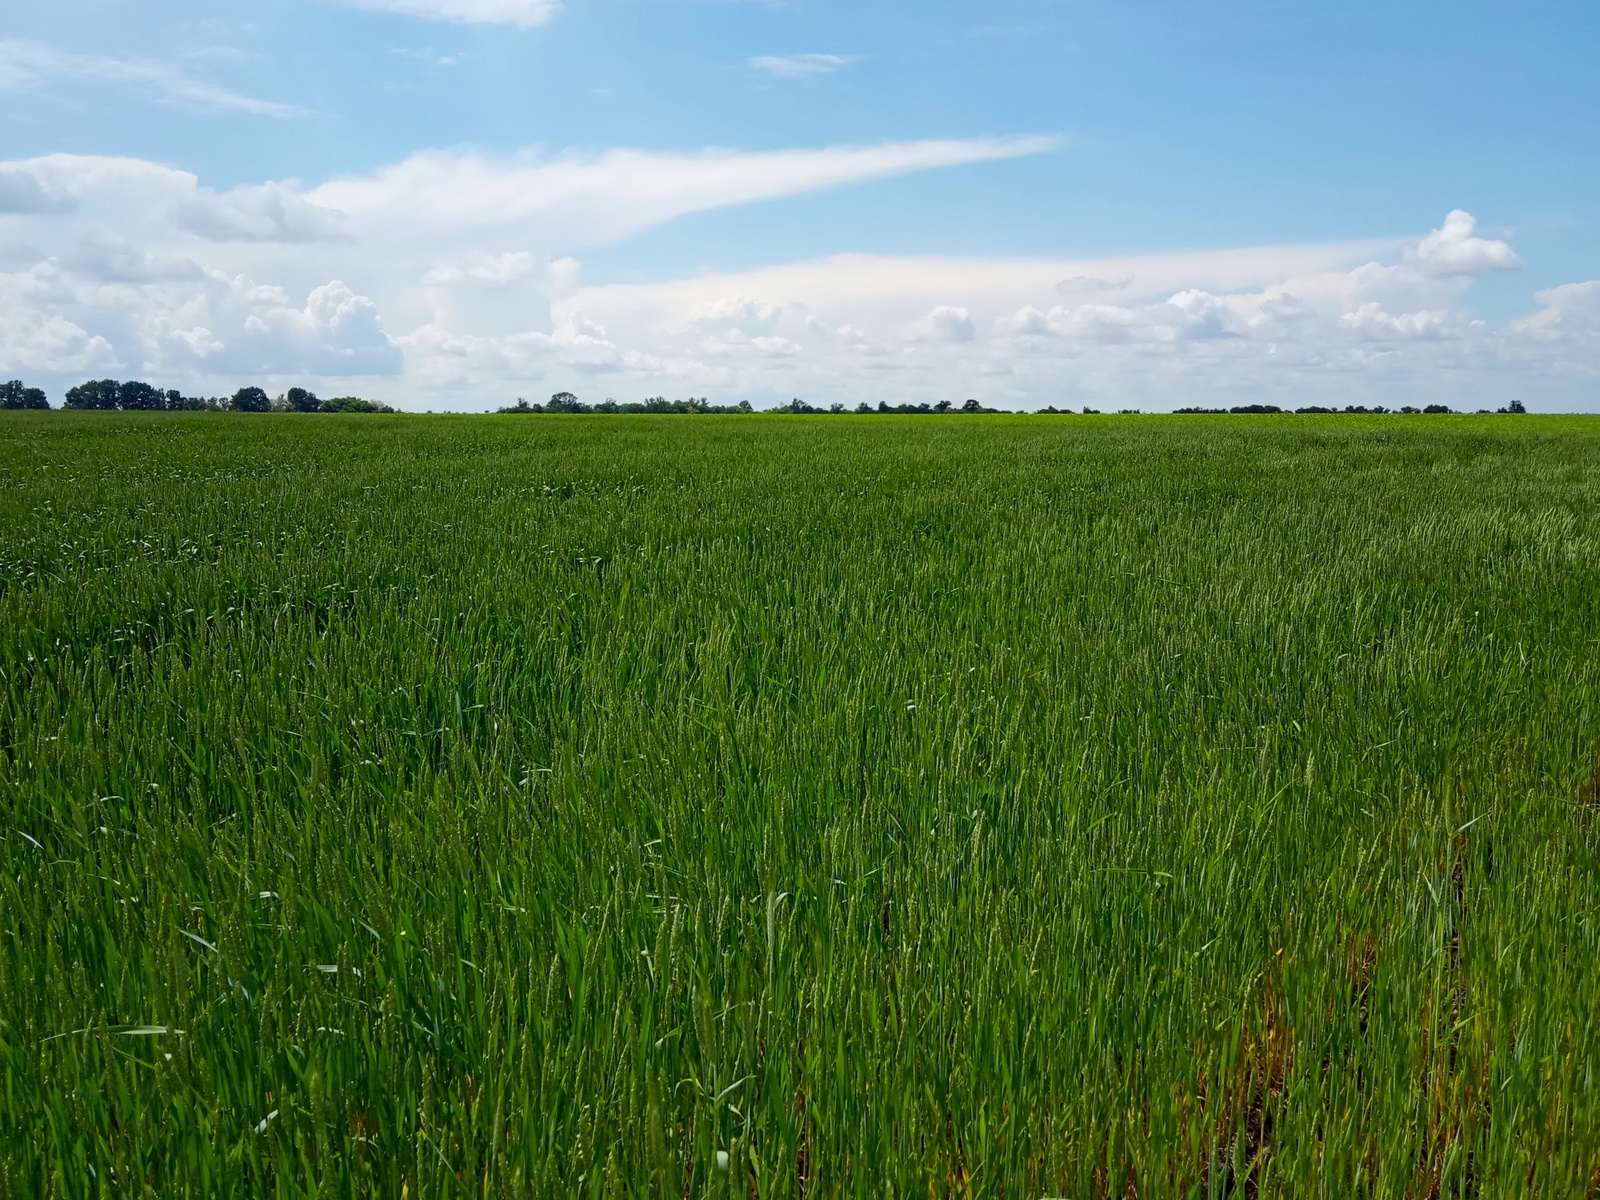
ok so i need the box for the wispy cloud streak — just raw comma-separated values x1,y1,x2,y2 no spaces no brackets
326,0,561,27
0,40,308,118
750,54,858,80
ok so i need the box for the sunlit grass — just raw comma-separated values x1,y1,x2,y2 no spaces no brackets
3,411,1599,1197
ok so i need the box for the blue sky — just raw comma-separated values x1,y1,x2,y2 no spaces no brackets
3,0,1598,409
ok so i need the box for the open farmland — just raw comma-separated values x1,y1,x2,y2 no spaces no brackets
3,412,1600,1197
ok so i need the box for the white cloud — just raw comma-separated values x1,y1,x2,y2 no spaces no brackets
926,306,976,342
0,152,1588,412
687,296,784,331
174,184,352,243
1506,281,1600,380
307,136,1059,250
1340,302,1455,340
3,155,198,212
1056,274,1133,296
1512,280,1600,338
548,256,582,300
64,236,205,284
423,251,543,287
1403,209,1521,278
529,212,1586,411
1247,292,1314,330
399,313,664,385
0,166,74,215
1044,303,1138,343
699,328,800,358
153,278,403,376
544,315,633,372
996,306,1050,335
328,0,561,26
0,136,1055,394
0,302,116,375
248,280,402,375
1163,290,1239,339
0,40,308,118
997,292,1238,344
750,54,857,80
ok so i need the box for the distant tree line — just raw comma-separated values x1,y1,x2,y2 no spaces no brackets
498,394,1004,415
0,379,1539,417
498,393,755,414
1174,402,1528,415
0,381,50,409
498,394,1536,417
776,398,999,414
45,380,394,413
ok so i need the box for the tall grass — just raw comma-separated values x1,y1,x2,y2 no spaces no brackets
2,412,1599,1197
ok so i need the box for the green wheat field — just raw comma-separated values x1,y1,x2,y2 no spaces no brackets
3,411,1599,1198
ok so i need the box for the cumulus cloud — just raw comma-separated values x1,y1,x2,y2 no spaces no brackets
1247,292,1314,330
0,136,1057,396
548,256,582,299
250,280,402,375
0,149,1587,412
687,296,784,331
996,306,1050,335
64,236,204,284
926,306,976,342
326,0,561,27
1046,304,1138,343
157,278,403,376
0,40,308,118
174,184,352,243
750,54,857,80
1403,210,1521,278
532,211,1587,411
537,315,627,373
423,251,542,287
0,167,74,215
1340,302,1456,340
995,291,1238,343
0,303,116,375
1163,290,1238,339
3,155,199,213
399,313,665,385
1512,281,1600,338
699,328,800,358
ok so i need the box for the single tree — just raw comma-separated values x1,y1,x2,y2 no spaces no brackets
231,386,272,413
65,379,121,409
286,387,321,412
118,381,165,410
